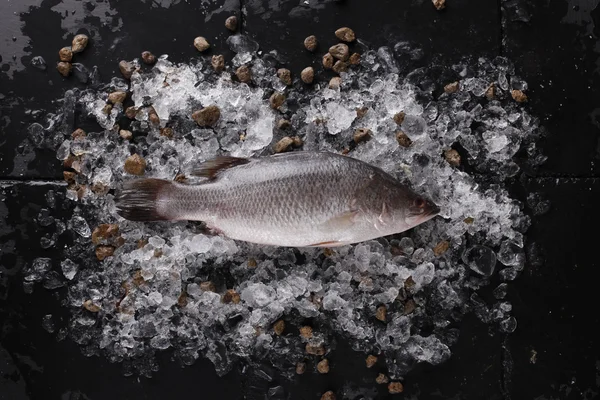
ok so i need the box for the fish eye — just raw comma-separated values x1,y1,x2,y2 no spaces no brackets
414,198,426,208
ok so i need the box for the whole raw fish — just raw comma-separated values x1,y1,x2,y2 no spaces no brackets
115,151,440,247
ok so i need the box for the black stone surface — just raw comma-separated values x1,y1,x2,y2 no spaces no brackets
1,0,599,399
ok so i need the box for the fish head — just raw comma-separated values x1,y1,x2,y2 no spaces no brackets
403,192,440,228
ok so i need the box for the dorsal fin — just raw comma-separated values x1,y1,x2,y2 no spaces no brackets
190,156,250,179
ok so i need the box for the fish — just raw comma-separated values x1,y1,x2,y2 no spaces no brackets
115,151,440,248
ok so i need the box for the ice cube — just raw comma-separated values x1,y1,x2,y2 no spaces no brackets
462,246,496,276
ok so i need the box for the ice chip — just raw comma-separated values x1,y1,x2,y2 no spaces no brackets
401,114,427,139
241,283,275,308
70,216,91,237
227,35,260,54
462,245,496,276
61,259,78,280
322,291,347,311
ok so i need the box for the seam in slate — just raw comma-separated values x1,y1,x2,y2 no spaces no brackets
239,0,245,34
498,0,504,56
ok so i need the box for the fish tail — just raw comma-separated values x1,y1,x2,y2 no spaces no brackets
115,178,174,221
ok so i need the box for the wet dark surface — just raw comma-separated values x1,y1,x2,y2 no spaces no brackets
0,0,599,399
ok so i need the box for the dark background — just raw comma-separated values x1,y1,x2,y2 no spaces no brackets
1,0,599,399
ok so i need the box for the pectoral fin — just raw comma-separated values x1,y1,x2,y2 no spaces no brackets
320,210,360,231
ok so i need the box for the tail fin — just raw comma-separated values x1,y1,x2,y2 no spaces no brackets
115,178,173,221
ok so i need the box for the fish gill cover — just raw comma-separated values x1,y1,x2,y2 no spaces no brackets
25,34,546,385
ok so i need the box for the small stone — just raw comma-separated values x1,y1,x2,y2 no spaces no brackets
177,292,188,308
444,149,461,166
404,276,416,290
160,127,174,138
83,300,101,312
57,62,72,77
393,112,406,125
102,104,113,115
119,60,135,79
403,299,416,315
317,359,330,374
485,83,496,100
444,81,459,94
349,52,361,65
124,154,146,175
277,68,292,86
321,391,336,400
296,362,306,375
71,128,86,139
273,320,285,335
432,0,446,10
464,217,474,224
376,374,389,384
328,43,350,61
193,36,210,52
247,258,257,268
141,51,156,65
192,105,221,127
63,171,76,183
277,119,291,129
148,107,160,125
235,65,252,83
353,128,371,144
322,53,334,69
211,55,225,72
356,107,368,118
300,67,314,84
335,27,356,42
366,355,378,368
92,224,119,245
433,240,450,256
273,136,294,153
174,174,187,183
304,35,318,52
299,326,313,338
108,91,127,104
119,130,132,140
329,77,342,89
95,245,115,261
388,382,404,394
71,34,89,53
511,89,528,103
332,60,348,74
396,131,412,147
59,47,73,62
375,305,387,321
225,15,238,32
222,289,241,304
292,136,303,147
200,281,216,292
305,343,325,356
125,106,138,119
269,92,286,109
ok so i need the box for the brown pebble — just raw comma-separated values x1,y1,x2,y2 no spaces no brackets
225,15,238,32
108,91,127,105
317,359,330,374
83,300,101,312
393,112,406,125
306,343,325,356
91,182,109,196
277,68,292,86
59,47,73,62
299,326,313,339
247,258,257,268
322,53,334,69
396,131,412,148
366,355,378,368
200,281,216,292
63,171,76,183
193,36,210,52
222,289,241,304
71,34,89,53
141,51,156,65
375,305,387,321
403,299,416,315
273,136,294,153
485,83,496,100
273,320,285,335
444,81,459,94
432,0,446,10
329,43,350,61
329,77,342,90
177,292,188,308
269,92,286,109
292,136,303,147
125,106,138,119
76,185,87,200
332,60,348,74
376,373,389,385
464,217,474,224
92,224,120,245
296,362,306,375
71,128,86,139
511,89,528,103
353,128,371,144
304,35,318,52
174,174,187,183
124,154,146,175
192,105,221,127
405,276,416,290
321,391,336,400
349,52,361,65
388,382,404,394
160,127,174,138
335,27,356,42
119,130,133,140
444,149,461,166
433,240,449,256
301,67,314,84
356,107,368,118
277,119,291,130
102,104,113,115
57,62,72,77
148,107,160,125
235,65,252,83
211,55,225,72
95,245,115,261
119,60,135,79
